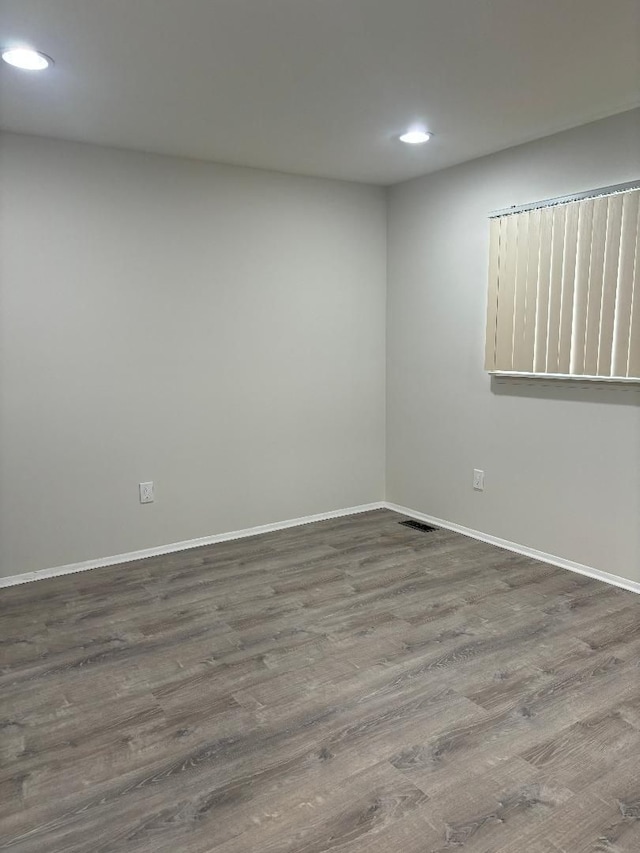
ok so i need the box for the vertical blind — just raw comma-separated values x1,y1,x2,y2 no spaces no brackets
485,186,640,379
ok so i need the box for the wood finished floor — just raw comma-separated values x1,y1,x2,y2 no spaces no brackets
1,509,640,853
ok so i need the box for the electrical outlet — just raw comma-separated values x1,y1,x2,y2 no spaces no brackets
473,469,485,491
139,481,154,504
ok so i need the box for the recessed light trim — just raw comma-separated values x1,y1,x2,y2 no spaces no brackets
399,129,432,145
2,47,53,71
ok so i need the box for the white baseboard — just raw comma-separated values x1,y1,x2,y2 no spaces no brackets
0,502,385,589
3,499,638,597
384,501,640,596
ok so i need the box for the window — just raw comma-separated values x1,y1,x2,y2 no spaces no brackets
485,184,640,380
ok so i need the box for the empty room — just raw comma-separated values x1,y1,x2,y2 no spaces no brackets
1,1,639,851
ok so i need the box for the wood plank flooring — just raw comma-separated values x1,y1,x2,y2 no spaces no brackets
1,508,640,852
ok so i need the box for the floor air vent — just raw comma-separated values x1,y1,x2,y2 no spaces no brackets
399,519,438,533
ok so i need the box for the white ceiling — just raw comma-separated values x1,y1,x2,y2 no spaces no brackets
1,0,638,184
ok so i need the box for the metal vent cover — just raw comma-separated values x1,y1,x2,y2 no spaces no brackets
399,519,438,533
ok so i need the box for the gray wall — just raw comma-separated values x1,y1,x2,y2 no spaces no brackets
387,109,640,583
0,133,387,576
3,112,639,584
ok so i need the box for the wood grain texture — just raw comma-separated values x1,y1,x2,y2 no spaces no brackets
1,509,640,852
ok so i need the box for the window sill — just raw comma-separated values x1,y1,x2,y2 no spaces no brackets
489,371,640,384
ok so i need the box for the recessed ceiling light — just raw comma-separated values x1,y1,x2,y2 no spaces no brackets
2,47,53,71
399,129,432,145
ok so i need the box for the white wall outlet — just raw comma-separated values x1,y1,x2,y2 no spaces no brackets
473,469,485,491
139,481,154,504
